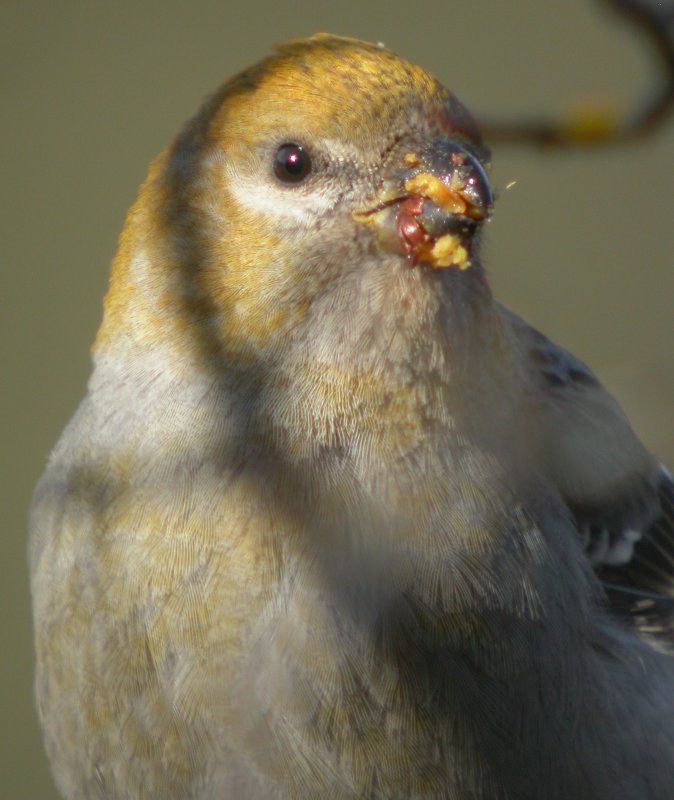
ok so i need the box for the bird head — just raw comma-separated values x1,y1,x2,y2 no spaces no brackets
94,34,494,381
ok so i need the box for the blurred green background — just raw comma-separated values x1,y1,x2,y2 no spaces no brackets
3,1,672,796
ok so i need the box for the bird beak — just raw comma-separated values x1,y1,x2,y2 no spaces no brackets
353,140,493,270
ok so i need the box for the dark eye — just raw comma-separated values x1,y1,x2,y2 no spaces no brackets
274,143,312,184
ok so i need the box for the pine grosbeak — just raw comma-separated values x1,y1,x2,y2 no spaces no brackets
31,34,674,799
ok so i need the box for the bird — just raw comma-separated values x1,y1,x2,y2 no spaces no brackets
29,33,674,799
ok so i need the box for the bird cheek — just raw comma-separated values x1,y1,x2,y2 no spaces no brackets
198,210,304,356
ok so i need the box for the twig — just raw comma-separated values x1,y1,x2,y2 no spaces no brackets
479,0,674,147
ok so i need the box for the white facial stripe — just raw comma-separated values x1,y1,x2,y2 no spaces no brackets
222,162,335,225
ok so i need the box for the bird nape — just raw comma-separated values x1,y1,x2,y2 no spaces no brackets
30,33,673,800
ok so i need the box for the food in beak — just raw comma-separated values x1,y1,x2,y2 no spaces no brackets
354,142,492,270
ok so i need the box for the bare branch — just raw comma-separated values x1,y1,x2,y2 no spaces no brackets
479,0,674,147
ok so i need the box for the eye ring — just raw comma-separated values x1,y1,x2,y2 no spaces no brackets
273,143,312,184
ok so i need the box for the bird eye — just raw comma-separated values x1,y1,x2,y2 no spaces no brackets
273,144,312,184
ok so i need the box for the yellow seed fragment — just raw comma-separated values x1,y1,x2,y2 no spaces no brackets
427,234,469,269
403,172,466,216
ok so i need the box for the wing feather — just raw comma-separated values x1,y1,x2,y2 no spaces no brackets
500,305,674,650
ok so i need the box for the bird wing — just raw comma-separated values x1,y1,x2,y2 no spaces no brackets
499,304,674,651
